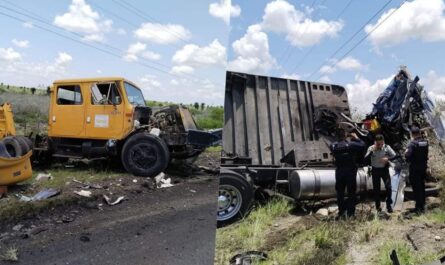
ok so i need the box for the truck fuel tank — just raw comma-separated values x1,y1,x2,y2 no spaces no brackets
289,168,370,200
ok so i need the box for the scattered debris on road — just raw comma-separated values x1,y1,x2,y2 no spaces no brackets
18,188,60,202
103,195,125,206
74,190,92,198
35,173,53,181
230,251,268,265
73,179,103,189
155,173,174,188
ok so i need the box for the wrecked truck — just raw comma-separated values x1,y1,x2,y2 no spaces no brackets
217,69,443,225
30,77,220,177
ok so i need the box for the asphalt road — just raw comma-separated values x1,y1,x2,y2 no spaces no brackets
0,177,218,265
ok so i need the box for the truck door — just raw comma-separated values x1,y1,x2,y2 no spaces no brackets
49,84,85,137
85,82,125,139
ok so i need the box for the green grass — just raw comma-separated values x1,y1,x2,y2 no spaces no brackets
0,246,19,262
215,199,292,264
377,241,439,265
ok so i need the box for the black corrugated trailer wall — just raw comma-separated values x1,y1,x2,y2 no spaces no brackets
223,71,351,167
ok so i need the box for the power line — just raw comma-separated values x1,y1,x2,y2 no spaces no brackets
314,0,408,81
110,0,188,48
0,2,208,79
306,0,396,81
89,1,140,28
0,9,180,77
289,0,355,74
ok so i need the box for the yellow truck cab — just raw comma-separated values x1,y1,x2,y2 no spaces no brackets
39,77,219,177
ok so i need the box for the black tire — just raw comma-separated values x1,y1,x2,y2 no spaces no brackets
15,136,31,154
2,136,22,157
121,132,170,177
217,170,254,227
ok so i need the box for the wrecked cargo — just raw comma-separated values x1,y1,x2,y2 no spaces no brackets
217,68,443,225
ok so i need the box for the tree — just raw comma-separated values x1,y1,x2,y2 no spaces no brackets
200,102,205,110
47,86,51,95
31,87,36,95
194,102,199,110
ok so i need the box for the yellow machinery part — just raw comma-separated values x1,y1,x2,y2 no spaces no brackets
0,150,33,186
0,103,16,139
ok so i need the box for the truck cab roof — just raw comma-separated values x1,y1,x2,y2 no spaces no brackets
53,77,138,87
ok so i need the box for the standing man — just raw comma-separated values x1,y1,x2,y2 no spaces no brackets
405,127,429,214
365,134,397,213
330,128,366,218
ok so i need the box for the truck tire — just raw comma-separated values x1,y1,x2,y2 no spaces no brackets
15,136,31,154
217,170,254,227
2,136,22,157
121,132,170,177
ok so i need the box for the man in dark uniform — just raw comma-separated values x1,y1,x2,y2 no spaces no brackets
405,127,429,214
330,128,366,218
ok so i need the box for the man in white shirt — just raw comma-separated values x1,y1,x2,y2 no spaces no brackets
364,134,397,213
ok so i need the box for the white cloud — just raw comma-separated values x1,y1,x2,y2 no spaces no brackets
139,75,161,92
170,79,180,86
345,74,393,113
280,73,301,80
422,70,445,102
123,42,161,62
55,52,73,65
319,75,332,83
365,0,445,47
12,39,29,48
134,23,191,44
22,22,33,28
0,52,74,87
116,28,126,35
260,0,343,47
209,0,241,24
53,0,112,43
228,24,276,74
171,65,195,75
0,47,22,61
320,56,365,74
172,39,226,68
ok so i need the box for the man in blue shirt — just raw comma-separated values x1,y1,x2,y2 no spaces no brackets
330,128,366,218
405,127,429,214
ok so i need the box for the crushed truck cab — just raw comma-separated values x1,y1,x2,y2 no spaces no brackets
37,77,219,177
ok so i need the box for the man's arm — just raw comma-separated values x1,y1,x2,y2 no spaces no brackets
387,145,397,159
405,142,414,161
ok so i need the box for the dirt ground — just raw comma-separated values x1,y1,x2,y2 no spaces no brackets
0,150,220,265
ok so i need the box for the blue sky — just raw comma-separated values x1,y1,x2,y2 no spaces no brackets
226,0,445,113
0,0,230,105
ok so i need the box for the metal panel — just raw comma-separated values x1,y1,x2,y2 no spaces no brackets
223,71,351,167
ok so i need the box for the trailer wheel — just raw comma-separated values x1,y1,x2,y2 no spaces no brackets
2,137,22,157
121,132,170,177
217,171,253,227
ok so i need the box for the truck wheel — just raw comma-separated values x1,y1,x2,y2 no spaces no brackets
121,132,170,177
2,136,22,157
217,171,253,227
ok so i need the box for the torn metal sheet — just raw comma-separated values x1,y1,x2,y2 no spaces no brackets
19,188,60,202
103,195,125,206
74,190,92,198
